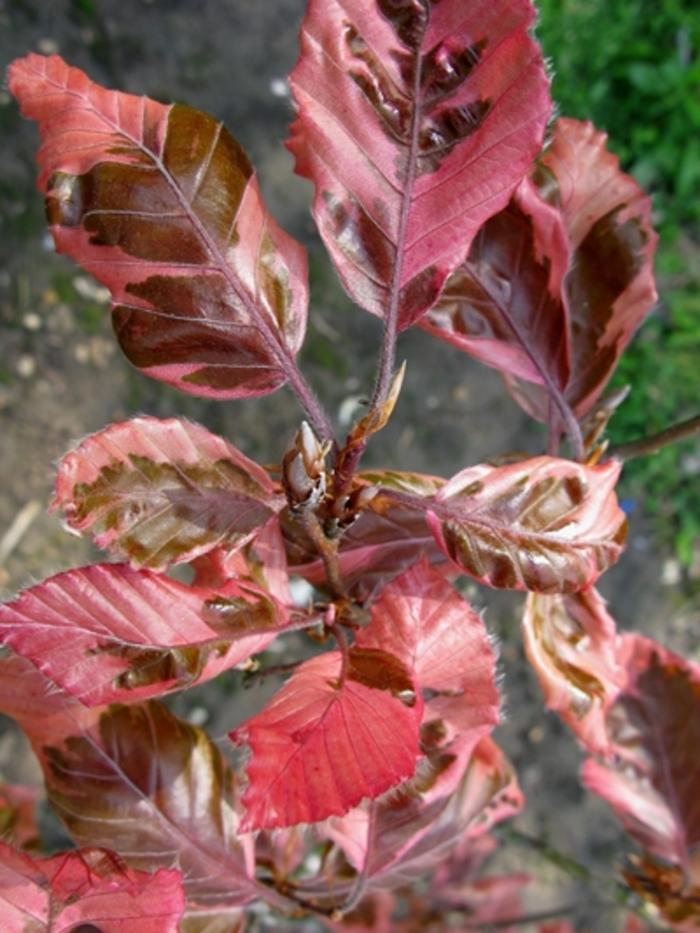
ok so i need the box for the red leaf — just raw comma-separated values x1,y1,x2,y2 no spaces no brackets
231,649,424,830
283,471,446,601
0,843,185,932
52,416,283,570
582,634,700,871
8,54,308,399
421,176,571,388
30,699,260,908
287,0,550,328
422,117,657,423
316,736,523,894
523,588,623,753
427,456,626,593
507,119,657,420
0,562,288,706
356,558,500,742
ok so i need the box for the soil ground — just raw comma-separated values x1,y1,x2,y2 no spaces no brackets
0,2,697,929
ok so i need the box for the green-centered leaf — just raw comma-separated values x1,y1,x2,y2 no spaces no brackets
426,456,626,593
52,416,283,569
8,54,308,399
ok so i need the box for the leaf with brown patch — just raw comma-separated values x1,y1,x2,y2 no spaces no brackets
8,54,308,399
52,415,283,570
287,0,550,328
426,456,626,593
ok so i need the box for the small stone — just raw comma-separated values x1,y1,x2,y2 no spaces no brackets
74,344,91,364
16,355,36,379
37,38,59,55
269,77,289,98
661,558,682,586
528,725,545,744
22,312,42,332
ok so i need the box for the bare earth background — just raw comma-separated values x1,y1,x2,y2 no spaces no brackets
0,1,697,929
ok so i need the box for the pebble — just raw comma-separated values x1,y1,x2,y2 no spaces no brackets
16,355,36,379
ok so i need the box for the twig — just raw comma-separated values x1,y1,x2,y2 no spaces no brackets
0,499,42,567
465,902,582,930
609,414,700,462
299,511,348,600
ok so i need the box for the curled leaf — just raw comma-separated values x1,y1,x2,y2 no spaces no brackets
427,456,626,593
523,588,623,753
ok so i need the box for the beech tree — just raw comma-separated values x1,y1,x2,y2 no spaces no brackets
1,1,698,929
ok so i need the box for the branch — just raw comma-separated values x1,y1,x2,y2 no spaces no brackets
609,414,700,462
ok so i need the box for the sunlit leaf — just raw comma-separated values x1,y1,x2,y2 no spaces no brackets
523,588,623,753
0,842,185,932
287,0,550,328
427,456,626,593
231,649,423,830
52,416,283,569
8,54,308,399
0,562,287,706
356,558,499,741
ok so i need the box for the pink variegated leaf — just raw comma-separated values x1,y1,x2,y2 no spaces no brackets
310,736,523,901
582,634,700,871
427,456,626,593
0,842,185,932
287,0,550,328
356,558,499,742
0,663,261,911
0,562,289,706
523,588,623,753
505,119,658,421
283,471,446,601
422,117,657,424
421,175,571,389
52,416,283,570
8,54,308,399
231,649,424,830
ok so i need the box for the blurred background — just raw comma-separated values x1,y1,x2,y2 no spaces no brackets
0,0,698,928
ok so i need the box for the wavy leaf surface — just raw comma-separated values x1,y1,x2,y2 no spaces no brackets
356,558,499,741
0,843,185,932
523,588,623,752
427,456,626,593
231,649,423,830
53,416,283,569
582,634,700,871
8,54,308,399
0,562,287,706
287,0,550,328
